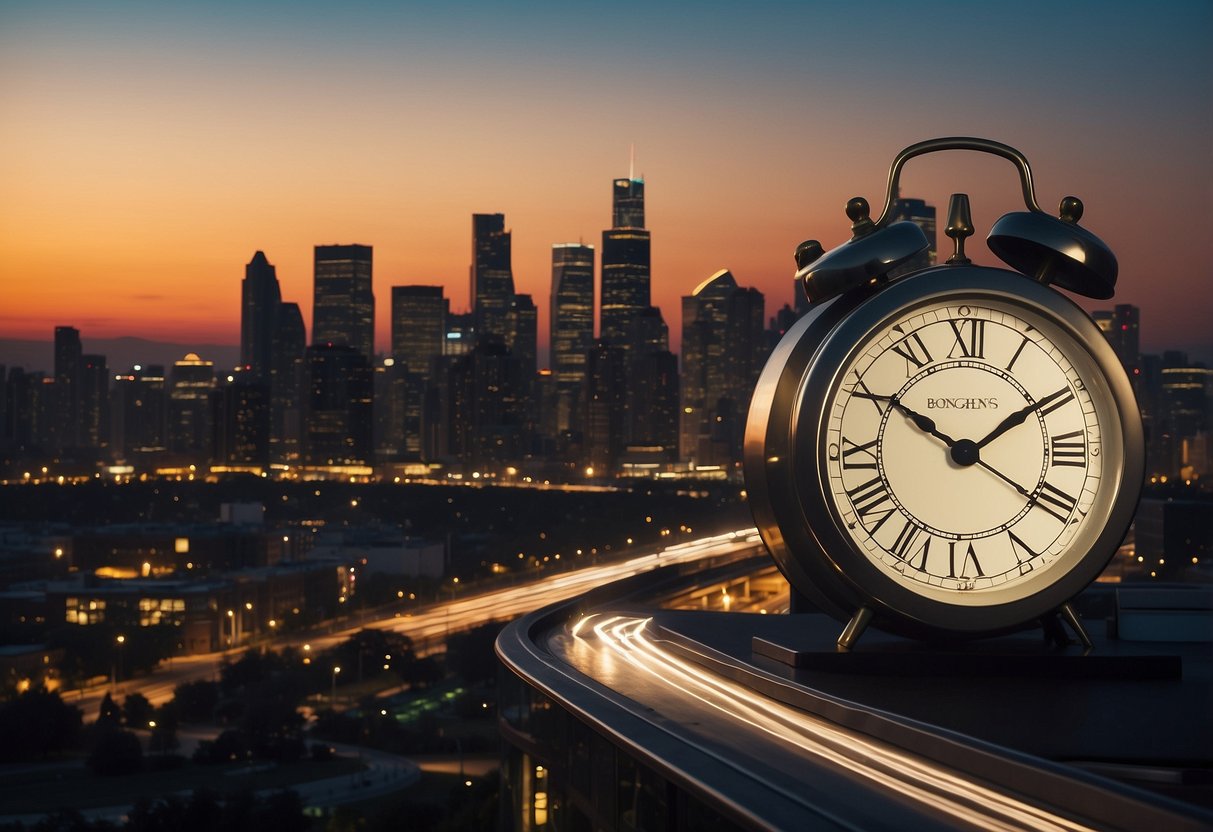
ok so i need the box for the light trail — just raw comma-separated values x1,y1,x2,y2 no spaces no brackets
69,529,762,713
365,528,763,646
580,615,1093,832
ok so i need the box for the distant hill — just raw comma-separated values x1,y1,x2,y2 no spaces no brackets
0,337,241,375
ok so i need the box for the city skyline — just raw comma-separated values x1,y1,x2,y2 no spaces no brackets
2,2,1211,362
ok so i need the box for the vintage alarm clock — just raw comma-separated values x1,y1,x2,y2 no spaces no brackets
744,138,1143,650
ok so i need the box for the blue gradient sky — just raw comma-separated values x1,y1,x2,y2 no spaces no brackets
1,1,1210,360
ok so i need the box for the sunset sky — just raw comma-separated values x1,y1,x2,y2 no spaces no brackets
2,1,1210,363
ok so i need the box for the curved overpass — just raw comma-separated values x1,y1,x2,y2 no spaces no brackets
497,553,1210,831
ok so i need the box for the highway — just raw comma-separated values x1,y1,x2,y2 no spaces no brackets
66,528,764,716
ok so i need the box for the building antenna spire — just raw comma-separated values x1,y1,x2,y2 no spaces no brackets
629,143,635,181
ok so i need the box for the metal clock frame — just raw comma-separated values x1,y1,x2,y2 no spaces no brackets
745,265,1144,647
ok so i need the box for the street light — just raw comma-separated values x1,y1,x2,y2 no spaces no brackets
112,634,125,690
331,665,342,709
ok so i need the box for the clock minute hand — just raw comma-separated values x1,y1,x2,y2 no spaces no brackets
975,387,1071,449
852,391,957,448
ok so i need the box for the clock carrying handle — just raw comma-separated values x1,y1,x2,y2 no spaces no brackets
795,135,1117,303
872,137,1044,228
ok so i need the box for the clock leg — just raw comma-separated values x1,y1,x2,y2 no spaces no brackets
1059,602,1094,651
837,605,873,653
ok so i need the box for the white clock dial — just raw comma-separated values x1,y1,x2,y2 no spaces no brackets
823,298,1115,604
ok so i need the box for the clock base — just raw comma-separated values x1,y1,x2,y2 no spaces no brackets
753,633,1179,680
834,600,1095,653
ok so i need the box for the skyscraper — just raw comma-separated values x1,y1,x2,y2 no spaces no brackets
612,176,644,229
1112,303,1142,385
391,286,447,380
241,251,281,381
302,344,373,467
626,307,678,454
1094,304,1142,397
447,340,525,465
601,175,651,350
80,354,108,452
270,302,306,464
111,365,167,460
506,293,537,381
471,214,514,341
211,372,270,468
168,353,214,458
550,244,595,390
582,341,627,473
240,252,305,462
54,326,83,450
313,244,375,362
680,270,765,466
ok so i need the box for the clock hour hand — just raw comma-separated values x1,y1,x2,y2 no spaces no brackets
852,391,957,448
975,386,1072,449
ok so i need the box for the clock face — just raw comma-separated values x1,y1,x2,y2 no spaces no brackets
821,296,1122,606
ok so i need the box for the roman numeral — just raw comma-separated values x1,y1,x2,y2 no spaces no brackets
1038,387,1075,418
841,436,879,470
846,476,896,534
1049,430,1086,467
890,521,931,572
889,331,932,375
1008,531,1039,575
850,373,888,417
948,540,985,579
947,319,986,359
1033,481,1078,523
1005,327,1035,371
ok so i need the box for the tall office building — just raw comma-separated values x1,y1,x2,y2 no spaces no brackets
444,312,475,358
80,355,108,452
1158,353,1212,477
270,302,306,464
2,368,49,453
582,341,627,473
388,286,447,462
53,326,83,450
110,365,168,459
1094,304,1142,397
302,344,373,467
680,270,765,466
550,244,595,389
211,372,270,467
1112,304,1142,386
240,252,305,462
630,349,679,456
313,244,375,362
373,359,407,462
601,175,651,350
507,293,538,381
168,353,215,458
391,286,447,380
241,251,281,381
471,214,514,341
624,307,678,455
446,340,525,465
612,176,644,229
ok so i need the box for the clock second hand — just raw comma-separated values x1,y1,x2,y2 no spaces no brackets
975,459,1032,498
